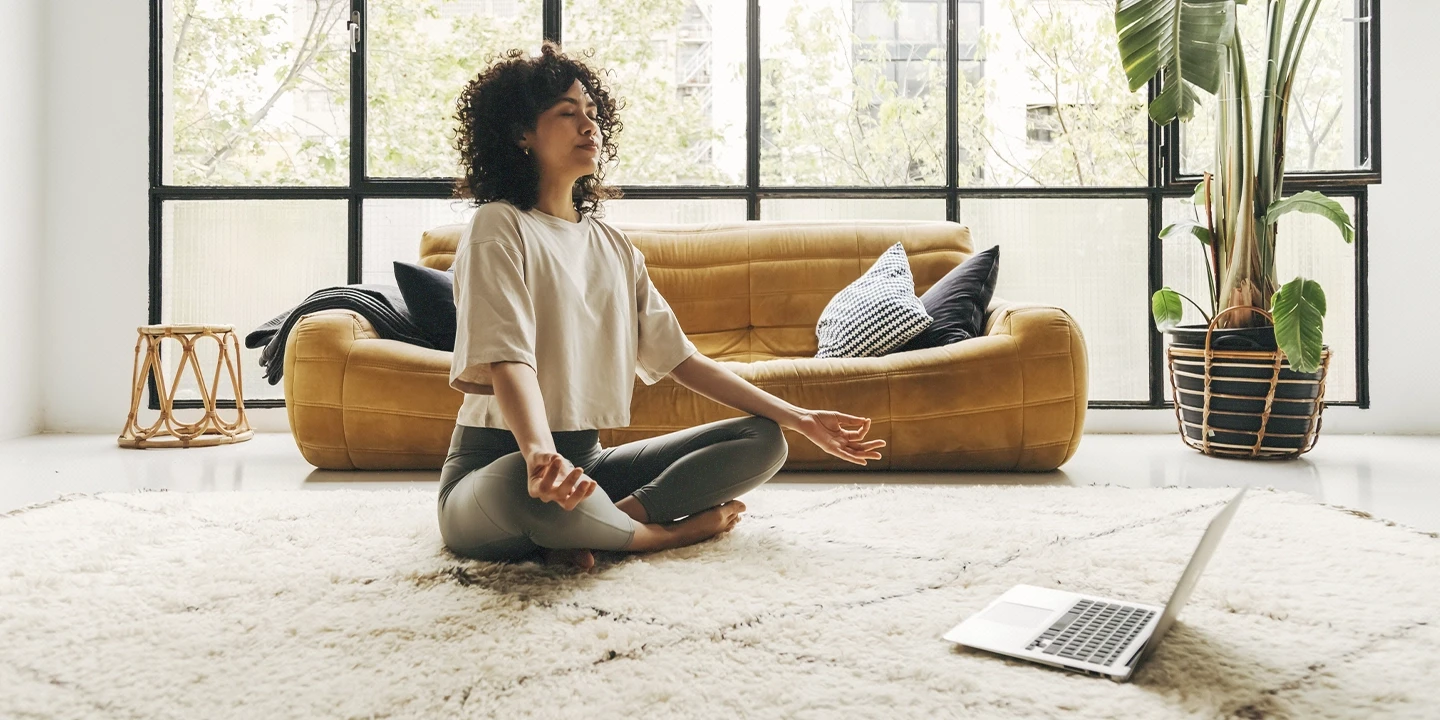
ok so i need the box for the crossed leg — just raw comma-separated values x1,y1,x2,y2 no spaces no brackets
438,415,789,570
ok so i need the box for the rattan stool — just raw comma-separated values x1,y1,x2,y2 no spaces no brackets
118,323,254,449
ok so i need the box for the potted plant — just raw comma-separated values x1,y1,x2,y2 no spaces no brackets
1114,0,1354,458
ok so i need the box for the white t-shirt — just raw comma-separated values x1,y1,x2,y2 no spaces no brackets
448,199,698,431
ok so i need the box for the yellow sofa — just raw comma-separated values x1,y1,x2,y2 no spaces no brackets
283,219,1088,472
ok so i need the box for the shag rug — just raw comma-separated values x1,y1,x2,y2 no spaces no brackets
1,485,1437,720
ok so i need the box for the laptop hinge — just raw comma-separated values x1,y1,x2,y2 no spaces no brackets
1123,640,1147,668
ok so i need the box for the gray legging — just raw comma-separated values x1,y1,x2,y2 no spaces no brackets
437,415,789,562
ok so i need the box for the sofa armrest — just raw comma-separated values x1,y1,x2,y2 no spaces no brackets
984,297,1084,351
982,296,1089,466
282,309,379,469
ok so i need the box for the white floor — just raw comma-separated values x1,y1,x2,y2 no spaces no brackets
1,432,1436,534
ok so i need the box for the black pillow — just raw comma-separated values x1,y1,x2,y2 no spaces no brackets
393,261,456,352
890,245,999,354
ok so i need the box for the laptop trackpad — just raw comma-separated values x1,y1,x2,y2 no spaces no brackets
981,601,1054,628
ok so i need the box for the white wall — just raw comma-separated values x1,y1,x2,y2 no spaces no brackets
0,0,43,441
41,0,156,435
1344,0,1440,435
36,0,1440,436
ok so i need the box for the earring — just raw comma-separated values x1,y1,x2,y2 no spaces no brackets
523,147,531,156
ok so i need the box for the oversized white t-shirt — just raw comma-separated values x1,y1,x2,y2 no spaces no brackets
448,200,698,431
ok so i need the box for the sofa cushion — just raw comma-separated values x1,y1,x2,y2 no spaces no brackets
890,244,1000,354
814,242,934,358
393,261,456,352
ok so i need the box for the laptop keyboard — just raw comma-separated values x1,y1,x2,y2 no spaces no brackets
1024,599,1156,667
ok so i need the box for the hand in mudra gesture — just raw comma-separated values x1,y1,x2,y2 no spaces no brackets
792,410,886,465
526,452,598,511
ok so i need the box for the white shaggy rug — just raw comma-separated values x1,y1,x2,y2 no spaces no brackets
1,485,1437,720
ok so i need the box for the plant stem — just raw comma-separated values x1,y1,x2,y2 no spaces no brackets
1179,292,1213,324
1204,171,1219,315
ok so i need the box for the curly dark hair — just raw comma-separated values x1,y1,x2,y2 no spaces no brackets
452,41,624,217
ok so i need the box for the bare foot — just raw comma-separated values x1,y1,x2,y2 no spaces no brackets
540,547,595,571
682,499,746,543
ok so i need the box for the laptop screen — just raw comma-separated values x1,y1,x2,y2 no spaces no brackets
1126,487,1247,669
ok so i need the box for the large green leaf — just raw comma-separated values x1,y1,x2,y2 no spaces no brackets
1151,287,1185,332
1264,191,1355,244
1115,0,1237,124
1160,220,1211,245
1271,277,1327,374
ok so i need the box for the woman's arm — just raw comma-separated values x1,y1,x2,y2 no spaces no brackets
491,360,599,509
668,353,884,466
490,360,556,462
667,353,809,429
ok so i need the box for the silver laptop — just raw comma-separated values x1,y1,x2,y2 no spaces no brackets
943,487,1247,683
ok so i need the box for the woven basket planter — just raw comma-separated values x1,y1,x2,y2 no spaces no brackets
1165,307,1331,460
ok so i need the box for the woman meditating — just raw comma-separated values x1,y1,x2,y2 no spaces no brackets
438,42,885,572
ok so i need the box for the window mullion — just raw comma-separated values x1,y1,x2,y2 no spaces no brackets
349,0,366,286
1147,76,1165,407
544,0,560,44
946,0,959,223
746,0,759,220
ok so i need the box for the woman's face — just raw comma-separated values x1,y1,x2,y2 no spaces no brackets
521,79,602,182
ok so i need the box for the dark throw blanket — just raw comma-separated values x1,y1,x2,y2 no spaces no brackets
245,284,435,386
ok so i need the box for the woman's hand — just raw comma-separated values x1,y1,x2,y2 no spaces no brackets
526,452,598,511
789,410,886,466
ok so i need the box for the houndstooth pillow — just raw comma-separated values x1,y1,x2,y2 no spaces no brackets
814,242,934,358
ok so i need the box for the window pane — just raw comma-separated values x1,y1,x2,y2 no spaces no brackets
163,0,351,185
761,198,945,221
162,201,348,403
960,198,1150,401
761,0,946,186
1180,1,1366,175
962,0,1147,187
956,1,981,56
1161,196,1357,402
363,199,478,286
897,3,940,44
367,0,541,178
599,199,748,224
565,0,746,185
855,3,892,41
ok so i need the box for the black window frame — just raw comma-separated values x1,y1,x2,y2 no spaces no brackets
147,0,1378,412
